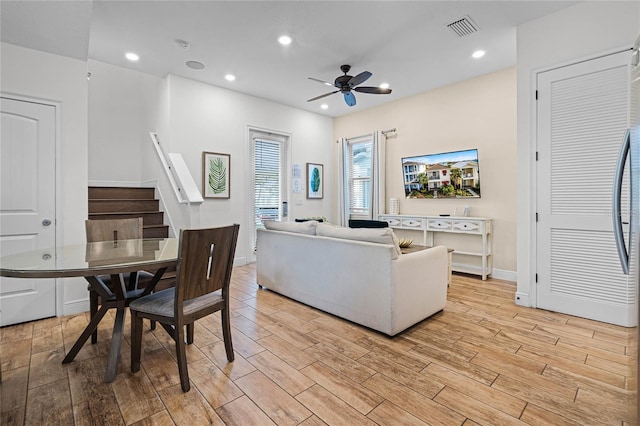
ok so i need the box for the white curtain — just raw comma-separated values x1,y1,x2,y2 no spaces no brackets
372,130,386,219
337,137,348,226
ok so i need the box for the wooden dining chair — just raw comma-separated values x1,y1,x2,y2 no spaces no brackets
85,218,155,343
130,224,240,392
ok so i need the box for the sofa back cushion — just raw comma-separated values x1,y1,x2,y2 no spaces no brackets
316,223,402,258
263,220,318,235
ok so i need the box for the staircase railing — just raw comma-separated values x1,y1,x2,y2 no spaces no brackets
149,132,203,230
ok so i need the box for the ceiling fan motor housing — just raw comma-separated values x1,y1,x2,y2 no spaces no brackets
335,75,353,90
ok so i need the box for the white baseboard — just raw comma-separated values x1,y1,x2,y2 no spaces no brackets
515,292,530,306
63,299,89,316
233,257,248,267
491,268,517,282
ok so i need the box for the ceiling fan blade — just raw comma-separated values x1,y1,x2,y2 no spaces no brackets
307,90,339,102
343,91,356,107
308,77,335,87
354,86,392,95
348,71,372,87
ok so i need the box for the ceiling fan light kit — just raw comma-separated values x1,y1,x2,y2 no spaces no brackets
307,64,392,107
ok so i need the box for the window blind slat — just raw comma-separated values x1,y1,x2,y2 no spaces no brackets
348,140,373,217
254,139,281,227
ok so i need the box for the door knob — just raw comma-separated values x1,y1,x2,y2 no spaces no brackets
42,219,52,226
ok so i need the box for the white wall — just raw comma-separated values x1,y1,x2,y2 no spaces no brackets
334,67,517,278
156,75,334,263
1,43,89,313
516,1,640,306
88,60,162,184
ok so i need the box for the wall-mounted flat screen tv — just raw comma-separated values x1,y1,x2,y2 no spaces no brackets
401,148,480,198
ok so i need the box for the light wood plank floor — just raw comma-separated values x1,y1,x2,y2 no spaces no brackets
1,264,637,425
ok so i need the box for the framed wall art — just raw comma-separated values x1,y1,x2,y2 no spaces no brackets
306,162,323,199
202,152,230,199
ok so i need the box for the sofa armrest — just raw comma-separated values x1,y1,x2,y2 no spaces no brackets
389,245,449,334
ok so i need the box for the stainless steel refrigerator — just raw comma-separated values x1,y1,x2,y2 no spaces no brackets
613,33,640,425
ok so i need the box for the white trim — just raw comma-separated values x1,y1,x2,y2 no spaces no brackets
233,257,248,267
88,180,149,187
515,292,530,306
64,298,90,316
490,268,517,282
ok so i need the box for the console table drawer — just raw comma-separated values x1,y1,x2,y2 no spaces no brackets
401,218,423,228
384,218,402,227
452,220,482,233
427,219,452,230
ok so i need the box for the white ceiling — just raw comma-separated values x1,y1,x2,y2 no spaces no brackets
1,1,577,117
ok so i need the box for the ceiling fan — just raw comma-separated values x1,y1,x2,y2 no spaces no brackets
307,64,392,107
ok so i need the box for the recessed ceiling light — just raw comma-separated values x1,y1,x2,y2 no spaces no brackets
379,83,390,89
472,50,486,59
125,52,139,62
278,35,292,46
186,61,205,70
320,104,328,110
225,74,236,82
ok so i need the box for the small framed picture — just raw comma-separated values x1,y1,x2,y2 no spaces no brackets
202,152,230,199
306,163,323,199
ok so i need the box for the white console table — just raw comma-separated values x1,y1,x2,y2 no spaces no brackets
378,214,493,280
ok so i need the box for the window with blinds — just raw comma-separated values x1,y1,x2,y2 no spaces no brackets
348,139,373,218
254,139,281,232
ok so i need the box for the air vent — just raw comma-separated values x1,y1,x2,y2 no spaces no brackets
447,15,479,38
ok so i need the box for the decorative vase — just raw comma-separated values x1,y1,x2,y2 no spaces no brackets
388,198,399,215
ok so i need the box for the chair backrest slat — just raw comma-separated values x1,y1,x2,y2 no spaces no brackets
86,218,144,242
175,224,240,307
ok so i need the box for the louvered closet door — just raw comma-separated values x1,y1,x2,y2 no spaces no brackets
537,50,632,326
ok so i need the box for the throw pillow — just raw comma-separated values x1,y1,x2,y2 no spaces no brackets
316,223,402,257
263,220,318,235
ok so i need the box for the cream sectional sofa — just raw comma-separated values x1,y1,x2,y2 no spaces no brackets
256,221,449,336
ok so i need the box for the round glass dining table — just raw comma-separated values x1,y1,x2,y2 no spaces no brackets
0,237,179,382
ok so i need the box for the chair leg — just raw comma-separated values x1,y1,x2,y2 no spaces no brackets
175,325,190,392
130,310,144,373
186,323,194,344
90,290,99,344
221,308,234,362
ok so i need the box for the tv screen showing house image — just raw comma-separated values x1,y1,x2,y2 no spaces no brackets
401,148,480,198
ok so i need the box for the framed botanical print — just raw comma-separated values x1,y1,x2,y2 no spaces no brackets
202,152,230,199
306,162,323,199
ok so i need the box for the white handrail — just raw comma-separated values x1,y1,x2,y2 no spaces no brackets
168,153,204,203
149,132,203,205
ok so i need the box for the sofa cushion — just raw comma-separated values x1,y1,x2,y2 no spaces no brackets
263,220,318,235
316,223,402,258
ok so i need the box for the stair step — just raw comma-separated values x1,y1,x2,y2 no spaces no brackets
89,186,155,200
143,225,169,239
88,212,165,225
88,185,175,291
89,199,159,214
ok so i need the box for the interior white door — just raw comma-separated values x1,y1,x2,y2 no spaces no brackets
536,50,633,326
0,97,57,326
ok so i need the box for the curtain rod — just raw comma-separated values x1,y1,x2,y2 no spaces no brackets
336,128,397,143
